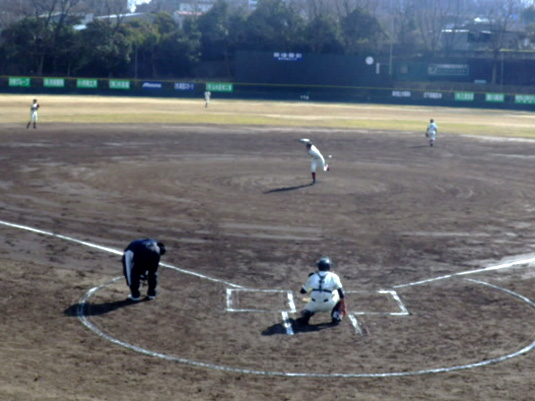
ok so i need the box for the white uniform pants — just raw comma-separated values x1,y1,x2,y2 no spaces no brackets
305,290,340,313
311,158,327,173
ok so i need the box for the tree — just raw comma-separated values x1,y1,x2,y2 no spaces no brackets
79,0,128,17
243,0,306,51
303,15,345,54
77,19,132,77
472,0,524,84
293,0,336,20
197,0,231,61
340,7,384,54
157,16,201,78
0,0,85,75
123,17,160,78
0,17,44,74
412,0,454,57
390,0,420,56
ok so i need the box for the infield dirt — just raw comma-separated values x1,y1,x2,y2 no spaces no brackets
1,97,535,401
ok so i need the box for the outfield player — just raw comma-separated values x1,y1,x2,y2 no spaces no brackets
306,142,329,184
122,238,166,301
298,257,347,325
204,90,211,108
426,118,438,147
26,99,40,129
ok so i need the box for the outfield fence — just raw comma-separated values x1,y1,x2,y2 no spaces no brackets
1,75,535,111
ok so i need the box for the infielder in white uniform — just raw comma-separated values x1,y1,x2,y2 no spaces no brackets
299,257,347,325
27,98,40,129
426,118,438,147
306,142,329,184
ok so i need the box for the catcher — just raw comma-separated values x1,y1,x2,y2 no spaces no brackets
298,256,348,325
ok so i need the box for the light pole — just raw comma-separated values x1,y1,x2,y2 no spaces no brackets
389,0,394,76
500,50,504,89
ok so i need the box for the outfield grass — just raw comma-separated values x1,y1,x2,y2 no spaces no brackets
1,94,534,138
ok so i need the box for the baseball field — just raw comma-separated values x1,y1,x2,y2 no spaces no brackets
1,94,535,400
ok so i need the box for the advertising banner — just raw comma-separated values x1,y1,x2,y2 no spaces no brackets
428,64,469,77
43,78,65,88
77,79,98,89
423,92,443,99
485,93,505,103
9,77,31,87
273,52,303,61
206,82,234,92
392,90,411,97
109,80,130,90
514,94,535,104
174,82,195,91
142,81,163,89
455,92,474,101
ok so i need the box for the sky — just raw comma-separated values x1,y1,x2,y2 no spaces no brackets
128,0,152,12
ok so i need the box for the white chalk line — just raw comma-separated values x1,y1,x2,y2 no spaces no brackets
347,289,410,316
0,219,243,289
2,218,535,377
281,312,294,335
225,288,297,312
393,256,535,289
464,278,535,308
78,277,535,378
348,314,364,336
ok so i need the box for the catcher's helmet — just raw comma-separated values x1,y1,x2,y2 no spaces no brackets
317,257,332,271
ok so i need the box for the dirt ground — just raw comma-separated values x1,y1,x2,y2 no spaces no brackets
1,117,535,401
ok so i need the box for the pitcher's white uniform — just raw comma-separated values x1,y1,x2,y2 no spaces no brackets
306,142,329,183
426,119,438,146
301,271,343,313
308,143,328,172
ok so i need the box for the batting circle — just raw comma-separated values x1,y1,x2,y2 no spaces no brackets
2,220,534,378
77,266,535,378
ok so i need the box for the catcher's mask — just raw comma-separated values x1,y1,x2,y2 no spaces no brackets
317,257,332,271
157,242,166,256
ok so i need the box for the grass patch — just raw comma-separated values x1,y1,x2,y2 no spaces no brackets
1,94,534,138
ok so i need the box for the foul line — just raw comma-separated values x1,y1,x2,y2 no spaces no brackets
0,219,243,289
394,256,535,289
2,218,535,378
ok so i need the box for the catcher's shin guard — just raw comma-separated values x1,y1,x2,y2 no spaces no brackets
299,310,313,325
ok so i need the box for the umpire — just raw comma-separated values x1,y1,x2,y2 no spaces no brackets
122,238,166,301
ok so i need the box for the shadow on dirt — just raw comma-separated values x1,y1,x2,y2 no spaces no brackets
64,298,148,317
262,318,337,335
264,183,314,193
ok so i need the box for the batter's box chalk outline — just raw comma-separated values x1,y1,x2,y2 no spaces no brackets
346,289,409,316
226,288,297,313
3,219,535,376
